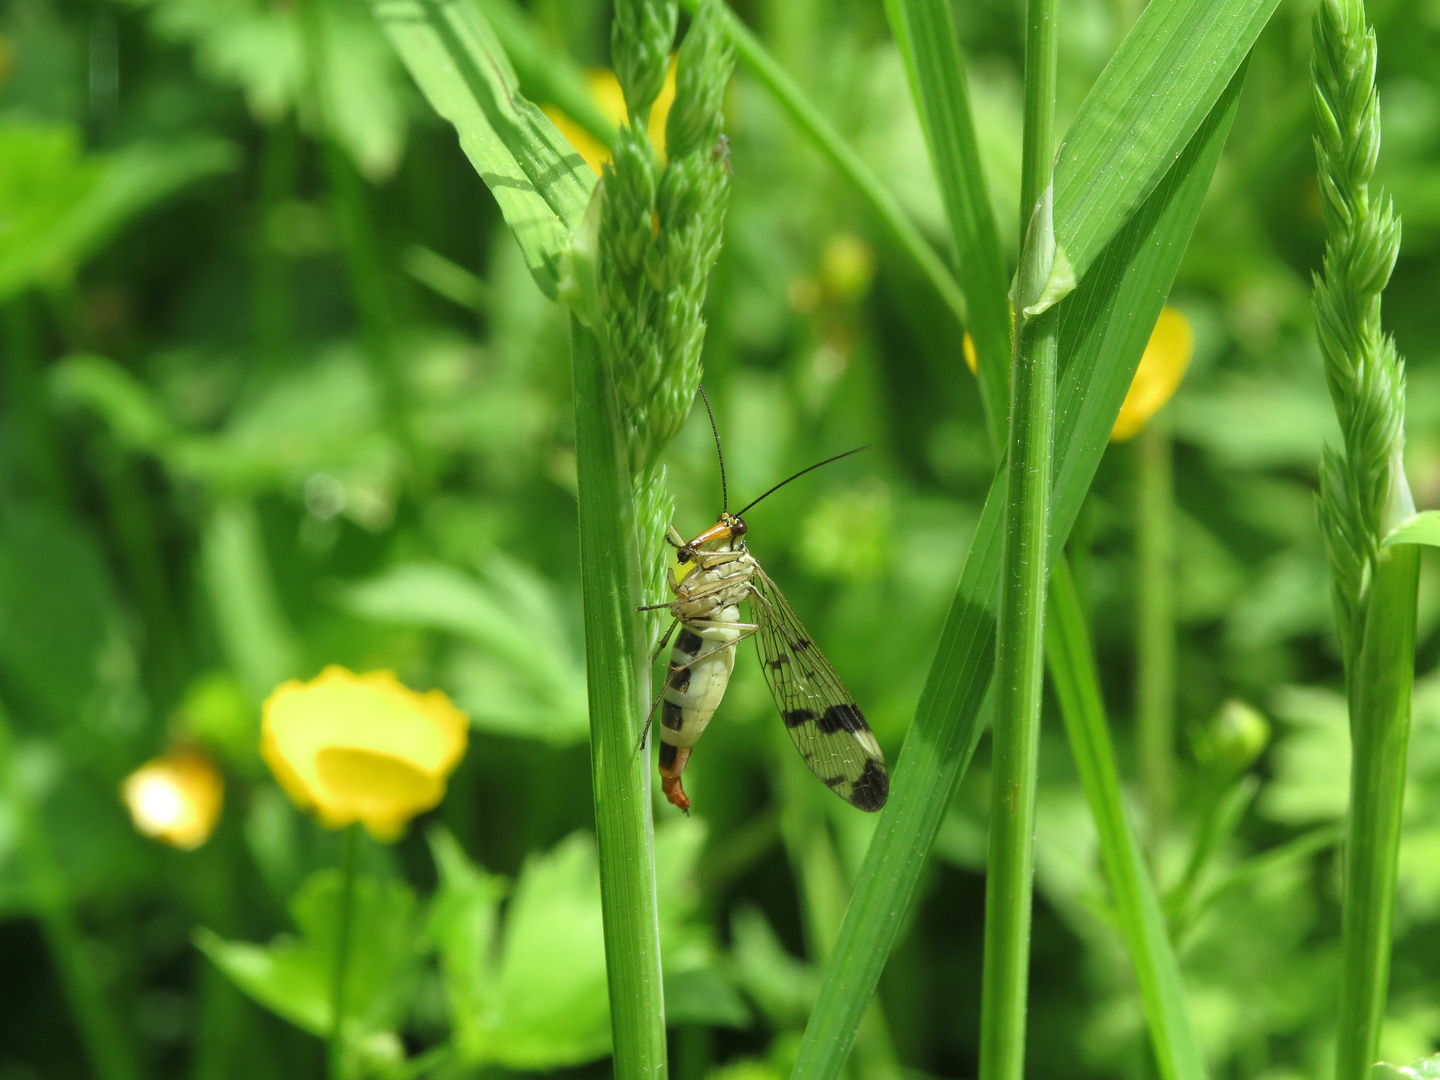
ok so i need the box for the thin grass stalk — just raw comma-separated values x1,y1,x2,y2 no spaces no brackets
1136,414,1176,844
0,701,146,1080
1310,1,1420,1073
1335,545,1418,1077
881,0,1011,445
980,305,1057,1080
1046,560,1206,1080
3,298,72,514
977,0,1059,1074
681,0,969,330
328,826,360,1080
254,119,299,374
569,317,668,1079
791,72,1248,1080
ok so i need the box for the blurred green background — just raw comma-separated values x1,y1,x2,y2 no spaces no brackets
3,0,1440,1076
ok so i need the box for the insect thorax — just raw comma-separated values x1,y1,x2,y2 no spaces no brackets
670,542,757,623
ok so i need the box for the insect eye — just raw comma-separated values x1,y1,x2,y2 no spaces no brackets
732,518,747,536
677,549,692,564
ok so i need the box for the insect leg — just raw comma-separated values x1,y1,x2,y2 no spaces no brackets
649,618,679,665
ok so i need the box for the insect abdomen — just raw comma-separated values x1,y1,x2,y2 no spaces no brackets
657,603,742,812
660,606,741,747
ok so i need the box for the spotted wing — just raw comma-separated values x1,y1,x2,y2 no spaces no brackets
749,566,888,811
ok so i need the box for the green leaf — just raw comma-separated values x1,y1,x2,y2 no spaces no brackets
447,831,612,1068
198,870,419,1041
426,827,507,1051
1376,1055,1440,1080
791,64,1249,1080
430,821,737,1068
1046,561,1205,1080
50,354,178,455
371,0,595,298
1054,0,1281,283
472,0,614,147
0,506,138,733
199,500,300,701
121,0,407,179
1382,511,1440,548
342,560,589,746
0,122,235,303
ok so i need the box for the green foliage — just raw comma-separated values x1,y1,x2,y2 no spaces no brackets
199,871,420,1073
120,0,407,179
0,121,233,302
372,0,595,298
5,0,1440,1078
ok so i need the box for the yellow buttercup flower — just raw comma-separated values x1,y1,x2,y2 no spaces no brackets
963,308,1192,442
543,59,678,175
1110,306,1194,442
261,667,468,841
121,748,224,850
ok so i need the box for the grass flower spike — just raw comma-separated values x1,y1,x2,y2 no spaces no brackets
121,747,224,850
262,667,468,841
1110,306,1194,442
545,62,677,174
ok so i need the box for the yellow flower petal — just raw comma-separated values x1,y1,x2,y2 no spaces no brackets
545,60,678,176
1110,306,1194,442
261,667,468,841
121,748,224,850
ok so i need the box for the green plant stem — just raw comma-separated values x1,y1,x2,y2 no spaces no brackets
1046,559,1206,1080
328,826,361,1080
882,0,1011,446
684,0,969,330
979,303,1057,1080
3,297,72,515
1335,542,1420,1080
0,702,146,1080
977,0,1059,1075
254,119,299,374
1136,414,1176,844
790,71,1248,1080
569,317,668,1080
1018,0,1058,238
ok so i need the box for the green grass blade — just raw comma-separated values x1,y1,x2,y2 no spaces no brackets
882,0,1011,445
1046,560,1206,1080
1055,0,1280,282
1336,543,1420,1080
1382,510,1440,548
569,318,668,1079
473,0,615,147
687,0,969,331
790,65,1247,1080
372,0,595,299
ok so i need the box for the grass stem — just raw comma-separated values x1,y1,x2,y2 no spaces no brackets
1047,559,1206,1080
1335,543,1419,1079
691,0,969,331
1136,415,1176,844
978,1,1058,1076
569,317,668,1079
328,826,360,1080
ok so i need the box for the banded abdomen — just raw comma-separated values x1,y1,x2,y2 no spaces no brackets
657,603,741,811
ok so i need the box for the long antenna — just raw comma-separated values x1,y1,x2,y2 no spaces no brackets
736,445,870,517
697,385,727,512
